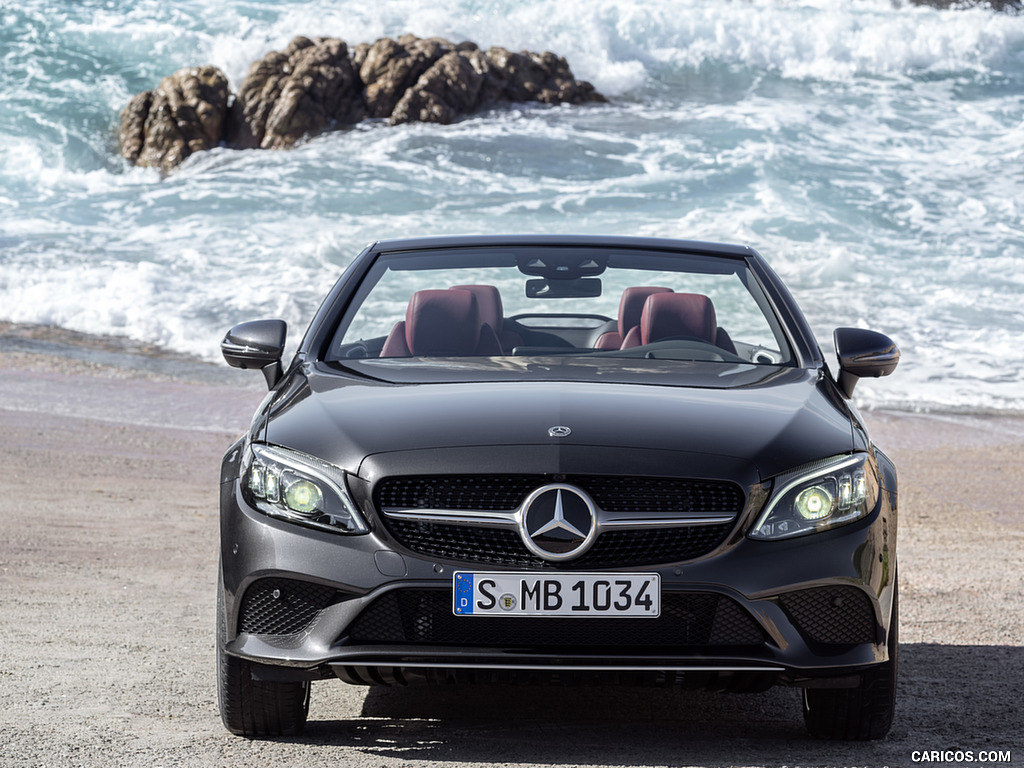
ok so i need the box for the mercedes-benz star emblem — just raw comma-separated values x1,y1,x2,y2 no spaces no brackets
548,425,572,438
519,484,597,561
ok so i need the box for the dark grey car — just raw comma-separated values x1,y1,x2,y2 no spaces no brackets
217,235,900,740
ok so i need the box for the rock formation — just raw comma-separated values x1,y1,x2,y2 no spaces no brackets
229,36,364,151
119,34,604,173
118,66,229,175
358,36,452,119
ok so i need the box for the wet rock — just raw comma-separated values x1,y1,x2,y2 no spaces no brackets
485,47,604,106
118,65,229,174
390,49,487,125
389,43,605,126
118,91,152,165
361,35,453,119
229,36,363,150
119,34,604,171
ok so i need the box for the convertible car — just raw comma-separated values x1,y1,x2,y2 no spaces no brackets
217,235,900,740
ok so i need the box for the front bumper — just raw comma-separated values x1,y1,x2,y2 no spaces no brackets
219,471,897,689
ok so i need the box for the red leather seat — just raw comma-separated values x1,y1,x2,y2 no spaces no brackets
594,286,673,350
450,284,523,354
620,292,718,348
381,289,502,357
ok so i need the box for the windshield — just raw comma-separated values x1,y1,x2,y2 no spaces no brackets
326,246,794,368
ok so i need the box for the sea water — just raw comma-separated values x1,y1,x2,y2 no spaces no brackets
2,0,1023,413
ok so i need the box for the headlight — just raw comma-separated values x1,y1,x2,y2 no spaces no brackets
241,444,369,534
748,454,878,541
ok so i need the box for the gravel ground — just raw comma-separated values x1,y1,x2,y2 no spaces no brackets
0,338,1021,768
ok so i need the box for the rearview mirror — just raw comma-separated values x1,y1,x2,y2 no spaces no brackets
221,319,287,389
525,278,602,299
833,327,900,399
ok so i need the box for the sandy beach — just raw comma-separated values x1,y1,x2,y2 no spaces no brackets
1,324,1021,768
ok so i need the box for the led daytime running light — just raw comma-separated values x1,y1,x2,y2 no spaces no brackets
750,454,876,541
242,444,368,534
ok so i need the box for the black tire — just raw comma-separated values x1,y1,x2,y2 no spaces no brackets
216,571,310,737
802,580,898,740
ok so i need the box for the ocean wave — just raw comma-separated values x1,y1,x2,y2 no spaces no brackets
193,0,1024,90
3,0,1024,412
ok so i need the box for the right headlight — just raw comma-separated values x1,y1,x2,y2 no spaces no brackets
748,453,879,541
241,444,369,535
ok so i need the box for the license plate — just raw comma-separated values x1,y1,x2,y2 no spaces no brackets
453,572,660,617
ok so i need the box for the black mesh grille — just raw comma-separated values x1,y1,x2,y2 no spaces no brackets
581,527,734,568
376,475,744,568
347,590,765,647
238,578,337,638
377,475,744,514
378,475,538,511
579,476,744,515
778,586,876,645
387,521,531,564
387,519,734,569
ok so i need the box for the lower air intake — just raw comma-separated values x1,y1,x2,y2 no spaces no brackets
237,578,337,643
778,586,877,645
347,589,765,647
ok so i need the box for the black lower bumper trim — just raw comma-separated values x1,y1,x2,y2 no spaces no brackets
329,660,785,692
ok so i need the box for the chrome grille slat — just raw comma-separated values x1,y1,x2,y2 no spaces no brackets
381,507,736,529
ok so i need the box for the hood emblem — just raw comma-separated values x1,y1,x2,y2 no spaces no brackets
520,484,597,561
548,425,572,438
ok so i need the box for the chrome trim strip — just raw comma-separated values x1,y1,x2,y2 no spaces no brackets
331,661,785,673
382,508,519,527
382,507,736,530
601,516,736,528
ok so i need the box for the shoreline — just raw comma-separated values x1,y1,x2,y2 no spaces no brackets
0,321,265,434
5,319,1024,421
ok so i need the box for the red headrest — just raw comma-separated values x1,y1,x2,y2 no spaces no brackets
619,286,672,336
451,285,503,332
641,293,717,345
405,289,481,355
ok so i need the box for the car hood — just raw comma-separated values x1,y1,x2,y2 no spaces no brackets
262,360,859,481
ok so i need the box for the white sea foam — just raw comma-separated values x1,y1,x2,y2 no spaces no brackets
161,0,1024,91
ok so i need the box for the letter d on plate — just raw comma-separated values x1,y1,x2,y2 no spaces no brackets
454,572,474,614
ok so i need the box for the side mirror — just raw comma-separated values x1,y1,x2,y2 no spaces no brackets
833,327,900,400
221,319,287,389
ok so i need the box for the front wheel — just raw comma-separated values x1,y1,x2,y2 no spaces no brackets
802,581,898,740
216,571,310,737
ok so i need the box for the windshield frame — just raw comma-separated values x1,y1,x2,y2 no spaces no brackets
303,238,815,375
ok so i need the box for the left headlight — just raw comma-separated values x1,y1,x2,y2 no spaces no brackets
241,444,369,534
749,453,878,541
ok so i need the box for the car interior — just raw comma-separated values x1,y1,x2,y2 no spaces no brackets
327,248,792,366
331,283,785,365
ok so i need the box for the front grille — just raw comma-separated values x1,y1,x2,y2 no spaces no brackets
378,474,744,514
577,476,744,515
377,474,744,568
778,586,877,645
347,589,766,647
238,578,337,640
386,519,734,569
378,475,537,511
